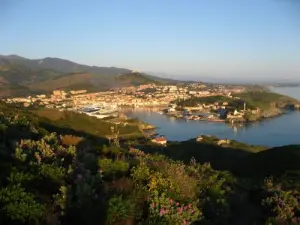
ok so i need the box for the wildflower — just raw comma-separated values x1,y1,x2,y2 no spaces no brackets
184,206,188,210
176,202,180,206
183,219,187,225
169,198,174,204
188,203,192,208
177,207,182,213
160,208,165,216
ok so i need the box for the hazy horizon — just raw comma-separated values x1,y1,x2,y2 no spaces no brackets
1,0,300,81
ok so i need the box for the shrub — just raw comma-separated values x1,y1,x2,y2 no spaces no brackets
160,162,198,201
53,185,70,215
8,169,35,185
147,192,201,225
107,195,134,224
148,172,179,197
98,158,130,178
39,164,66,183
262,178,300,224
131,161,150,182
102,145,122,157
0,185,45,223
188,164,233,223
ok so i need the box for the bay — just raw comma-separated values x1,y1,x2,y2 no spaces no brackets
122,87,300,147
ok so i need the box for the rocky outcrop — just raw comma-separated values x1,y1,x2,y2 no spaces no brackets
260,107,283,118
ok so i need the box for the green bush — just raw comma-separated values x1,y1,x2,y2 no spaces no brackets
262,178,300,224
98,158,129,178
106,195,134,224
39,164,66,183
0,185,45,223
8,169,35,185
131,162,150,182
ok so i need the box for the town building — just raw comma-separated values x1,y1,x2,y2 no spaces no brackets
151,136,167,145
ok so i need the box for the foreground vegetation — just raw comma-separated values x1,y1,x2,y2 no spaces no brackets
1,103,300,225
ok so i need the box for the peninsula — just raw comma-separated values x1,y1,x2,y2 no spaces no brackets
167,90,300,123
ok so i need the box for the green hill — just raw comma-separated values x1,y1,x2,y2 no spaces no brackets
116,72,161,86
0,63,62,96
236,145,300,177
234,91,299,110
0,55,178,96
28,73,99,92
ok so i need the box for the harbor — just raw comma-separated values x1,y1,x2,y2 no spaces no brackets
159,105,226,123
77,104,119,118
121,106,300,147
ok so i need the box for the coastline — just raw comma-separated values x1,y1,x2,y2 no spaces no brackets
163,106,297,124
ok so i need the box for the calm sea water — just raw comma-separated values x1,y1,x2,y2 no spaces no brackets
122,87,300,147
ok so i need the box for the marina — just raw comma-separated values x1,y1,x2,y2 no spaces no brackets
78,104,118,118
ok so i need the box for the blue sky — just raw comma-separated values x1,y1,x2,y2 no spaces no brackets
1,0,300,81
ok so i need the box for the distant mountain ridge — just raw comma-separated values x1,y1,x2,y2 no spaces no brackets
0,54,179,97
0,55,131,75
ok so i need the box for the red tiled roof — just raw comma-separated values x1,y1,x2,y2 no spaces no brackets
153,137,167,142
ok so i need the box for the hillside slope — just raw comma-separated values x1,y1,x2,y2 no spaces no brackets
0,55,178,96
116,72,161,86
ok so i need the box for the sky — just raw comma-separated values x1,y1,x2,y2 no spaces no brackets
1,0,300,82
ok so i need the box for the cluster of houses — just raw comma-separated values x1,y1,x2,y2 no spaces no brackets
4,83,248,118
